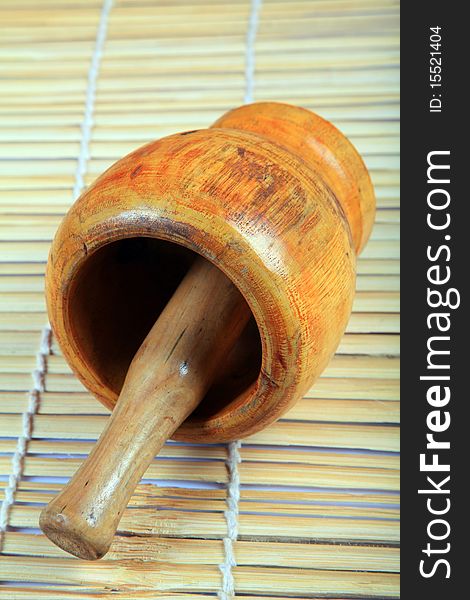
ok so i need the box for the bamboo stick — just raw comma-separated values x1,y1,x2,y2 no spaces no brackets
0,434,400,469
0,417,399,452
0,446,400,485
0,479,400,504
4,491,399,520
0,477,401,510
0,119,399,140
0,393,400,424
8,505,399,544
3,532,400,572
0,556,400,596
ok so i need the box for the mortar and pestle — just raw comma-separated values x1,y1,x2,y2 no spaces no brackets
39,102,375,560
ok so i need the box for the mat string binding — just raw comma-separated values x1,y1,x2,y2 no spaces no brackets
244,0,263,105
72,0,114,199
0,324,52,550
219,1,262,597
219,441,243,599
0,0,114,552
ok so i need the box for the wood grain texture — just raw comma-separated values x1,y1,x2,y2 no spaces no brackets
213,102,375,253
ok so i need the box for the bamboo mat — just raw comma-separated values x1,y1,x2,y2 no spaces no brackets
0,0,400,597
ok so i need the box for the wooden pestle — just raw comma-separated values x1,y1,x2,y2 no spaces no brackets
39,256,251,560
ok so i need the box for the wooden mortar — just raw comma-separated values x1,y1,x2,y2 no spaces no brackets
39,102,375,560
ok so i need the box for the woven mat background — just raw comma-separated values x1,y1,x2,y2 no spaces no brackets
0,0,399,597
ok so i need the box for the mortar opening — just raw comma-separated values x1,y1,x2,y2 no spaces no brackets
68,237,262,419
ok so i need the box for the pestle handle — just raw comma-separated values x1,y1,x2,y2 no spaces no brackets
39,257,251,560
